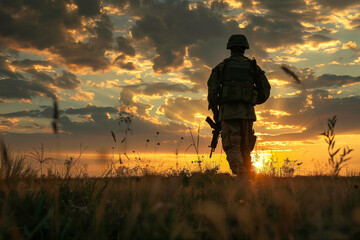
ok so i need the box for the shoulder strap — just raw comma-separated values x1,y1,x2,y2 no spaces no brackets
251,58,259,86
219,58,230,84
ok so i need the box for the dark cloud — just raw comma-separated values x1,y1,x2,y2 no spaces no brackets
0,107,54,118
56,71,82,89
256,92,360,141
23,69,81,90
121,82,198,96
210,0,230,13
119,87,152,117
113,54,136,70
115,36,136,56
182,67,211,89
118,81,198,118
11,59,53,68
74,0,102,17
0,0,137,71
0,52,58,100
52,14,115,71
0,105,118,119
351,16,360,29
0,78,57,100
0,119,17,128
0,55,22,79
257,0,306,13
1,112,192,153
313,74,360,88
0,51,82,101
127,0,241,73
306,34,334,46
25,68,55,84
244,14,305,49
64,105,118,115
314,0,360,9
158,97,210,123
267,63,360,90
0,0,81,49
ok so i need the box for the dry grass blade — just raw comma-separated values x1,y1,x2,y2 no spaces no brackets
281,66,301,83
1,141,11,177
1,141,34,178
27,143,57,176
111,131,116,142
52,100,59,134
53,100,59,119
320,115,354,176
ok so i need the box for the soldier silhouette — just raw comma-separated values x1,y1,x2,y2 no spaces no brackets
207,34,271,175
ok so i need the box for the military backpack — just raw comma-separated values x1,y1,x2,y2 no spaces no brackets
220,57,258,105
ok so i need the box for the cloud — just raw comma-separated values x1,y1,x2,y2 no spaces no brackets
1,52,59,101
113,54,137,70
117,81,200,120
181,66,211,89
306,34,335,46
0,47,87,101
67,88,95,101
0,78,57,101
0,106,53,119
0,101,192,152
121,82,198,97
256,91,360,141
1,111,192,153
243,10,305,50
11,59,53,68
126,1,241,73
351,16,360,29
314,0,360,10
0,55,22,80
342,41,360,53
158,97,210,124
24,69,82,90
0,119,19,131
64,105,118,115
267,64,360,89
74,0,102,17
53,14,115,71
0,0,137,72
56,71,82,89
115,36,136,56
0,105,118,119
314,74,360,88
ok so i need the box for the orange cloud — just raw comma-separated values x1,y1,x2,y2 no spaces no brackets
342,41,358,51
67,88,95,101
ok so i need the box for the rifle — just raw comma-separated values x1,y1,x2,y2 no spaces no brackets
206,116,221,158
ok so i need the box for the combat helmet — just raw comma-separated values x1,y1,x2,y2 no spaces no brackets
226,34,249,50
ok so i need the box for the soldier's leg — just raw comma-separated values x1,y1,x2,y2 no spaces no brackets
240,120,255,172
221,120,244,175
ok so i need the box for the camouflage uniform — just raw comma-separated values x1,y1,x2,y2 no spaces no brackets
207,34,271,175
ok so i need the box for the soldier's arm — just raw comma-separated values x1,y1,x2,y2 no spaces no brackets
207,65,221,112
255,66,271,105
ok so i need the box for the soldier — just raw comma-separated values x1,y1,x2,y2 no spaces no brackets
207,34,271,175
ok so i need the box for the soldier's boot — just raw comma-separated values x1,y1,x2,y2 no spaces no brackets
226,149,244,175
242,150,252,173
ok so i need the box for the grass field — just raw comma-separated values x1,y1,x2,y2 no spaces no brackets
1,173,360,240
1,115,359,239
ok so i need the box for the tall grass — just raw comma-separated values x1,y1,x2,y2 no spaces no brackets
1,173,360,239
0,141,35,179
320,115,354,176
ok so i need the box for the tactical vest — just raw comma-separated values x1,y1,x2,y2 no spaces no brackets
221,57,258,105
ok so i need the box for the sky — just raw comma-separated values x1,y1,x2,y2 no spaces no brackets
1,0,360,173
